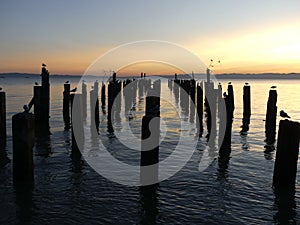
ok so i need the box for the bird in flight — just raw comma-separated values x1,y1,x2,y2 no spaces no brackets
280,110,291,118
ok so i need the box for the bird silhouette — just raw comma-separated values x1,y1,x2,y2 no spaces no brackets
280,110,291,118
42,63,47,67
0,87,2,91
35,82,39,85
271,86,277,89
228,82,232,84
223,92,227,98
65,81,69,84
245,82,249,85
70,87,77,92
23,105,29,112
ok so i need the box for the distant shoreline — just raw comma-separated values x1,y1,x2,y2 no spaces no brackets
1,72,300,80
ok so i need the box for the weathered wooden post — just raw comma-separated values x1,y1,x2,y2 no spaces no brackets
0,91,6,146
241,84,251,134
71,93,84,155
265,88,277,148
41,65,50,132
101,82,106,110
12,112,35,182
273,120,300,189
63,83,71,129
82,81,87,120
196,82,204,136
140,80,160,186
218,95,233,173
94,81,100,129
227,83,235,119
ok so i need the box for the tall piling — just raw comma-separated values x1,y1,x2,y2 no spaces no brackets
140,81,160,186
273,120,300,189
196,82,204,136
12,112,35,182
101,82,106,110
40,66,50,133
82,81,87,120
227,83,235,119
0,91,6,146
63,83,71,129
241,84,251,134
265,89,277,147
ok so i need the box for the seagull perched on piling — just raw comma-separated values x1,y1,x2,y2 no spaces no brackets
228,82,231,84
35,82,39,85
245,82,249,85
280,110,291,118
0,87,2,91
271,86,277,89
23,105,29,112
70,87,77,92
65,81,69,84
42,63,47,67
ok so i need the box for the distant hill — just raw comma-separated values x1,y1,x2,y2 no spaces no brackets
1,72,300,80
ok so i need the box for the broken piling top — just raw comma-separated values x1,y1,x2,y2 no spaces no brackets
112,72,117,83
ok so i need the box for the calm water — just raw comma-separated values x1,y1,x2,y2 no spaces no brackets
1,74,300,224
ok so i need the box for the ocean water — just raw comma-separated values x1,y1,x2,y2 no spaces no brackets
1,74,300,224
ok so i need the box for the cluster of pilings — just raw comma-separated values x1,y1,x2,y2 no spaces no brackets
168,72,300,192
0,66,299,196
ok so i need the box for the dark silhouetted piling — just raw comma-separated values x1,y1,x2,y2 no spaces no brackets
241,84,251,134
63,83,71,129
0,91,6,146
227,83,235,119
82,81,87,119
141,81,160,186
71,93,84,154
196,82,204,136
12,112,35,182
273,120,300,189
40,66,50,132
265,89,277,146
101,82,106,109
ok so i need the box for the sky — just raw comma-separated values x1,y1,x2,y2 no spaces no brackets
0,0,300,75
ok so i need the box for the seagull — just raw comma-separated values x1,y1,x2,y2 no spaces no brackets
271,86,277,89
0,87,2,91
23,105,29,112
223,92,227,98
245,82,249,85
42,63,47,67
35,82,39,85
70,87,77,92
280,110,291,118
65,81,69,84
228,82,231,84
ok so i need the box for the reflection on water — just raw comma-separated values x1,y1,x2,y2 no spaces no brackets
1,75,300,224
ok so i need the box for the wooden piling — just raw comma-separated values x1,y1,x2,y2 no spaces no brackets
101,82,106,109
196,82,204,136
12,112,35,182
265,89,277,146
63,83,71,129
0,92,6,146
273,120,300,189
227,83,235,119
40,66,50,132
140,82,160,186
71,93,84,153
82,81,87,119
241,84,251,134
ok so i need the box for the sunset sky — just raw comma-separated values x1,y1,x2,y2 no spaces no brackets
0,0,300,75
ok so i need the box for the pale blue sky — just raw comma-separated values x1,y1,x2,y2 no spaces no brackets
1,0,300,74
